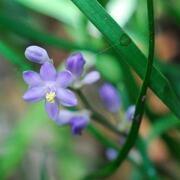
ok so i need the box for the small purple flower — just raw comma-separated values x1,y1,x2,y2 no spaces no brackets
55,110,90,135
25,46,51,64
23,62,77,120
126,105,135,121
66,53,100,88
105,137,126,161
99,83,121,113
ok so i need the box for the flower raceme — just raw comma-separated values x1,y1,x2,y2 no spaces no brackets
23,45,100,135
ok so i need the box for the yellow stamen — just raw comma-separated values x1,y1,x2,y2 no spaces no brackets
46,91,56,103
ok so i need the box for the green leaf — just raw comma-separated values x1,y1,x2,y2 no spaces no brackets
70,0,180,119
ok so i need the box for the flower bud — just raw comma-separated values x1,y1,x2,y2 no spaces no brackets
66,53,85,77
25,45,51,64
99,83,121,113
106,148,118,161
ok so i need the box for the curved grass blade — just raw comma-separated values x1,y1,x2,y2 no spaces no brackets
70,0,180,119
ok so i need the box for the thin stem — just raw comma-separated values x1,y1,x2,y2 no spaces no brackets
84,0,155,178
76,89,127,137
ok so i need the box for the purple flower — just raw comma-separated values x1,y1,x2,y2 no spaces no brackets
25,46,51,64
66,53,100,88
23,62,77,120
99,83,121,113
126,105,135,121
55,110,90,135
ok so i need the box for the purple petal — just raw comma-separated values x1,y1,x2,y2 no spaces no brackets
56,70,73,88
55,110,74,125
56,88,78,107
25,46,50,64
40,62,56,81
66,53,85,77
99,83,121,113
23,86,46,102
23,71,42,87
82,71,100,85
70,116,89,135
45,101,59,120
126,105,135,121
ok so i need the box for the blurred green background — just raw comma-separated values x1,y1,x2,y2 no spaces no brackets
0,0,180,179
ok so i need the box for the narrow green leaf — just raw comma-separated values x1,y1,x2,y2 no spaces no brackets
83,0,156,178
70,0,180,119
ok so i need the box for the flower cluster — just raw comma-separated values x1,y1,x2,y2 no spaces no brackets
22,45,135,136
23,46,100,135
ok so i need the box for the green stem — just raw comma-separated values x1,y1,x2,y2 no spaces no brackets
76,89,127,137
84,0,155,178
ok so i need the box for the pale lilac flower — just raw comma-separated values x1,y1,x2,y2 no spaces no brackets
126,105,135,121
99,83,121,113
106,148,118,161
23,62,77,120
25,46,51,64
55,110,90,135
66,53,100,88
